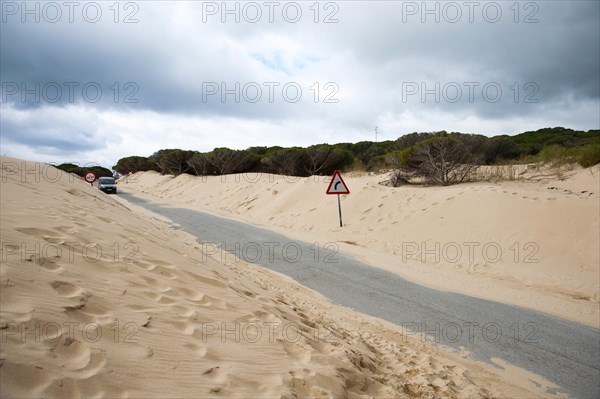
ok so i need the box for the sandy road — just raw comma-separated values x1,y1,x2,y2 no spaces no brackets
120,191,600,399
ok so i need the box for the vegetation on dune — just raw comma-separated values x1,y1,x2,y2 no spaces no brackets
537,143,600,168
55,163,113,178
506,127,599,156
110,127,599,186
113,155,159,174
391,136,483,186
576,143,600,167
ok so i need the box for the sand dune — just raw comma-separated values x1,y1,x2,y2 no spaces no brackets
0,157,564,397
121,165,600,328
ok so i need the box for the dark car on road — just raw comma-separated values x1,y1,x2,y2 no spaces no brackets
97,177,117,194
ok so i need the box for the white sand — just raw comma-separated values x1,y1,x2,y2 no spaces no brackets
121,165,600,328
0,156,564,397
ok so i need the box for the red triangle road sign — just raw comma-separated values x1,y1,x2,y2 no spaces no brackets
326,170,350,195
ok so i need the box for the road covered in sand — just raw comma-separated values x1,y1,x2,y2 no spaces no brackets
3,157,598,398
119,190,600,399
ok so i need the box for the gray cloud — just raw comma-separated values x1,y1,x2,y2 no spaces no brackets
0,0,598,167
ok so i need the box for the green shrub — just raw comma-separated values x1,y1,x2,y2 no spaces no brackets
537,145,576,165
575,144,600,167
536,143,600,168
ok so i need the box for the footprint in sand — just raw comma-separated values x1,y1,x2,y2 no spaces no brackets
138,290,163,302
184,342,208,358
176,287,207,301
60,349,108,379
183,271,228,289
196,294,228,309
40,334,108,380
170,305,197,318
43,374,127,398
50,281,90,300
18,250,64,272
169,319,197,335
42,235,66,245
282,341,312,363
35,251,64,267
49,338,94,371
135,260,157,271
64,299,113,325
140,276,172,292
50,281,91,310
200,365,228,384
156,295,179,306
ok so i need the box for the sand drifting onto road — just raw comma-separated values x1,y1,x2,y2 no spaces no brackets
0,157,564,397
123,165,599,328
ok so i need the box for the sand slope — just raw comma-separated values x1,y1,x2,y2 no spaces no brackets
122,165,600,327
0,157,563,397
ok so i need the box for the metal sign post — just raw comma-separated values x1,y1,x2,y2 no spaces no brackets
337,194,343,227
326,170,350,227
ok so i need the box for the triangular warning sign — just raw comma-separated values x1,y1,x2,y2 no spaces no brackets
326,170,350,195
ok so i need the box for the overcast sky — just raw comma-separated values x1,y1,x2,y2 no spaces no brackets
1,0,598,168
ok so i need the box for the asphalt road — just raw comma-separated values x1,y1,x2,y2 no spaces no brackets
120,192,599,399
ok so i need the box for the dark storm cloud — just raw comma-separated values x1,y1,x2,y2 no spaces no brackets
320,1,599,119
1,1,597,121
0,8,319,119
0,19,216,113
0,0,597,166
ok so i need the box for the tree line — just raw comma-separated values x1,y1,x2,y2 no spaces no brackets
54,163,113,178
112,127,599,186
115,145,357,177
